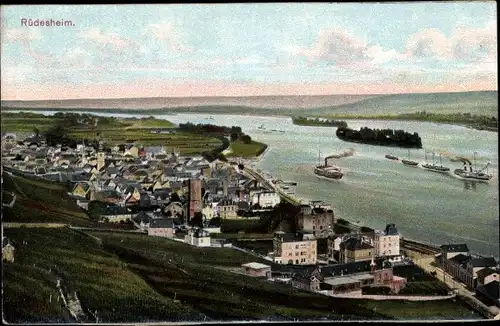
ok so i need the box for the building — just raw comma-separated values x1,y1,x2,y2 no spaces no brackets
185,228,211,247
148,218,175,238
216,198,238,219
273,231,317,265
251,191,281,208
327,235,342,261
475,281,500,308
476,268,500,287
438,244,470,266
339,235,375,264
101,206,132,223
297,207,335,239
374,224,400,258
241,262,272,278
188,179,202,220
96,151,106,171
465,256,498,290
444,253,471,285
290,258,405,295
2,237,15,263
71,182,91,199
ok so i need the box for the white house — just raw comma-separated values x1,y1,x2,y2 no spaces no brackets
374,224,400,258
251,191,280,208
185,228,211,247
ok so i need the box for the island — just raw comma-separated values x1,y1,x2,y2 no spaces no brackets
336,126,423,148
292,116,348,128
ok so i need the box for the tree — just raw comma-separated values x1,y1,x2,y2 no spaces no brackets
33,127,40,138
209,217,222,227
44,124,70,147
170,192,181,203
230,132,239,142
189,212,204,228
241,135,252,144
87,201,108,222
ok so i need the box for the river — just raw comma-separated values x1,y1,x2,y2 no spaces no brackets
9,111,499,259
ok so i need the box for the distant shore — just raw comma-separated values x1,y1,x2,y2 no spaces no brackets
2,106,497,132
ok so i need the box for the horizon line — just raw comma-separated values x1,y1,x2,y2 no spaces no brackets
1,89,497,102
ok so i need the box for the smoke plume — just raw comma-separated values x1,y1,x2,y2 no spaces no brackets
439,151,472,165
325,148,356,162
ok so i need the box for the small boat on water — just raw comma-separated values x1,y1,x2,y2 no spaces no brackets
421,151,450,173
258,124,265,129
385,154,399,161
454,152,493,182
314,149,343,180
402,149,419,166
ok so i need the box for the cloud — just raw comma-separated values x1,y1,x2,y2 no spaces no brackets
78,28,139,53
143,23,190,52
406,21,497,64
290,28,404,67
406,28,452,59
3,28,41,46
451,21,497,62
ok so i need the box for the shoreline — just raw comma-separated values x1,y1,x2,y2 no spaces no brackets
3,108,497,132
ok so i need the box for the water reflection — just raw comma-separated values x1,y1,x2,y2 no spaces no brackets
463,180,477,191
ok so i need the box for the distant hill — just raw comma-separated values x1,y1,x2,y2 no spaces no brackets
1,91,497,117
306,91,498,117
0,94,373,110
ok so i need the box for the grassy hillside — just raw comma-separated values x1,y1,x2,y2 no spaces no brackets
307,91,498,117
2,228,201,323
2,172,93,226
90,232,393,321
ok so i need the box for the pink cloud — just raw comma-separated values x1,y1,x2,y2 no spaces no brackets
291,28,404,67
2,78,496,101
406,28,452,59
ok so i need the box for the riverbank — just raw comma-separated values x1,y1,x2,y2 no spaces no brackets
3,106,497,132
319,113,498,133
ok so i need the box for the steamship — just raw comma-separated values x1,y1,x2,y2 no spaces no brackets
314,150,343,180
454,152,493,182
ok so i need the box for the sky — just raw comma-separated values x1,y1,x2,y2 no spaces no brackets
0,3,497,100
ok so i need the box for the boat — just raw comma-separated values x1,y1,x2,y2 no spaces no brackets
454,152,493,182
402,149,419,166
421,151,450,173
385,154,399,161
258,124,265,130
314,149,343,180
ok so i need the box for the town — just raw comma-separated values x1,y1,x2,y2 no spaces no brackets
2,130,499,321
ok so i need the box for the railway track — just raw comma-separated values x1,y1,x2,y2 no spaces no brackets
401,238,441,255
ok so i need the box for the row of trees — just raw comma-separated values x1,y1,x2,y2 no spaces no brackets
292,116,348,128
336,126,422,148
178,122,242,136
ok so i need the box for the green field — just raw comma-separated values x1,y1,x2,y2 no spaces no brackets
1,112,56,132
2,172,93,227
1,112,222,154
226,140,268,158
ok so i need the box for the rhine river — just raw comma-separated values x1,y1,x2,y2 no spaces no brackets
15,111,500,259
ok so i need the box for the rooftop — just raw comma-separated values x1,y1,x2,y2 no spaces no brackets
470,257,497,268
441,244,469,253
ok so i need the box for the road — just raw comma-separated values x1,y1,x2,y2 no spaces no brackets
410,251,497,319
237,164,303,205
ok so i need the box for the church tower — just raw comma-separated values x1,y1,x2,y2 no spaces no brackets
97,152,105,172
